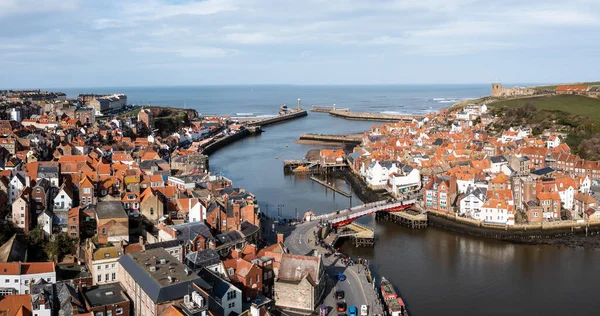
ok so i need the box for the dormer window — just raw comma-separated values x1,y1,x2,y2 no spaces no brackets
228,268,234,276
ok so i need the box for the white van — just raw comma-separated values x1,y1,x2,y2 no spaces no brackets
361,305,368,316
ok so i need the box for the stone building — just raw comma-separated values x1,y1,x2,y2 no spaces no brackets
491,83,535,98
274,254,325,312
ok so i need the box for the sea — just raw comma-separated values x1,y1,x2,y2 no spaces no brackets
56,85,600,316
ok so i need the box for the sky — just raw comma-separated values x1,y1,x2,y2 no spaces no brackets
1,0,600,88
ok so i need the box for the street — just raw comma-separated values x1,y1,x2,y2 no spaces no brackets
284,221,371,315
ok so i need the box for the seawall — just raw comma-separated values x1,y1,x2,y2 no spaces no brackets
299,133,363,144
428,211,600,241
247,109,307,127
201,128,252,156
329,110,424,122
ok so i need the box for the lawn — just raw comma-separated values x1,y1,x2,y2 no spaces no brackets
489,95,600,121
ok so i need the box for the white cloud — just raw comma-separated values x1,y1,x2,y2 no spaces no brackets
132,45,239,58
225,33,274,44
0,0,78,16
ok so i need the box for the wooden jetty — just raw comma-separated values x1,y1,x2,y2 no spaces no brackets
310,176,352,197
325,222,375,247
377,208,428,229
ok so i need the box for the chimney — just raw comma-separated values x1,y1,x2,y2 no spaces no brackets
277,233,284,244
297,98,301,110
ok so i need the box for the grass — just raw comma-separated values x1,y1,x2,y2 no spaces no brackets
489,95,600,121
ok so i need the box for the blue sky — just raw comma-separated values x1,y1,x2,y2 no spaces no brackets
1,0,599,88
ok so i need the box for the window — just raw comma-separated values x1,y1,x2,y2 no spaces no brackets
150,208,154,215
105,274,109,281
4,279,8,283
112,273,116,280
98,265,102,270
97,275,101,282
111,264,115,268
229,302,235,308
95,312,103,316
107,311,112,316
84,188,91,194
115,308,123,315
256,274,259,282
105,264,109,269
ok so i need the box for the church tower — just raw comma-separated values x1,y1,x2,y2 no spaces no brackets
491,83,503,97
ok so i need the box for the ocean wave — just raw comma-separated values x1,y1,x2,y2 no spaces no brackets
432,98,445,101
439,100,459,103
236,112,254,116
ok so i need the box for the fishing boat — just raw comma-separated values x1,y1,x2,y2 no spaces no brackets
380,277,408,316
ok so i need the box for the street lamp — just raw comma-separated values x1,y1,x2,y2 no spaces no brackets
277,204,284,222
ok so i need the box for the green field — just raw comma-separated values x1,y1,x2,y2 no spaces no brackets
489,95,600,121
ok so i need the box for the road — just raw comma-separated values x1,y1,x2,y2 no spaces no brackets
285,221,370,315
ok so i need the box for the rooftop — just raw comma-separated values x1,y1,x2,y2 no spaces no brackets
83,283,129,307
96,201,128,219
118,248,209,303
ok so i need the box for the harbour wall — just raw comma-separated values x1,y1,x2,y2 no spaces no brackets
201,128,252,156
247,109,307,127
329,110,424,122
299,133,363,144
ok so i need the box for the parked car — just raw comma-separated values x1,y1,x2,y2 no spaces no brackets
337,302,347,312
336,273,347,281
335,290,345,300
348,306,358,316
360,305,368,316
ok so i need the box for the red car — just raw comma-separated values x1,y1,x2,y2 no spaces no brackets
337,302,347,312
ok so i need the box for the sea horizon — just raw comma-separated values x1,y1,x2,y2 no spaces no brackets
17,82,553,92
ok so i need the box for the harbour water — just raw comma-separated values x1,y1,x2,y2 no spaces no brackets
61,85,600,315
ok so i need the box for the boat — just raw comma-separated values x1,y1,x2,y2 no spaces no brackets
380,277,408,316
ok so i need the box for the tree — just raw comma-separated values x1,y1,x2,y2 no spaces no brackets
0,222,16,245
45,233,76,261
28,225,44,246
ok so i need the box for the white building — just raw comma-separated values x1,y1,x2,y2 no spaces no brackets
363,161,399,188
37,210,53,237
577,175,591,194
8,172,26,204
480,199,514,225
0,262,56,295
188,199,207,223
556,179,576,210
88,242,123,285
9,108,22,122
53,184,74,211
459,187,487,219
489,156,509,174
387,165,420,196
546,135,561,149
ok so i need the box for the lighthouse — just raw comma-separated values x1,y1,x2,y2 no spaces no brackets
297,98,301,110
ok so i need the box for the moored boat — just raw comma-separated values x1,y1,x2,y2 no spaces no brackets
380,277,408,316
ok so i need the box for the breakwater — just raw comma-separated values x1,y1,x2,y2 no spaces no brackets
247,109,307,127
299,133,363,144
329,109,425,122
